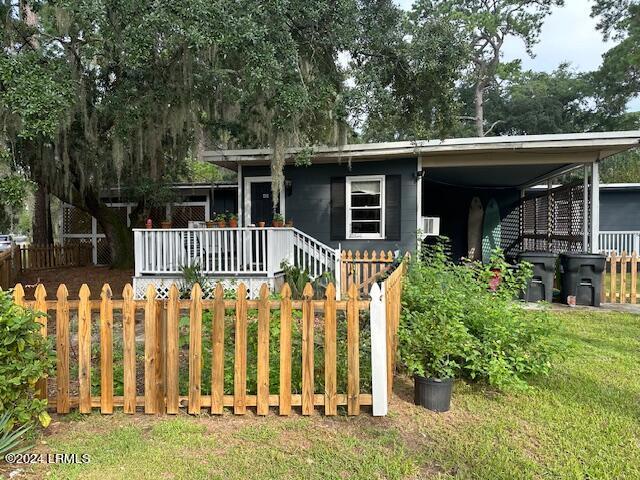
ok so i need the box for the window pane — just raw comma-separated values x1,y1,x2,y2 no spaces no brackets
352,221,381,234
352,209,381,221
351,194,380,207
351,180,380,195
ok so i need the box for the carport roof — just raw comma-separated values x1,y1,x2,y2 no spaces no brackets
203,131,640,169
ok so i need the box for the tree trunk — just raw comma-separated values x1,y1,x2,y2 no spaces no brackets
86,200,135,269
474,82,484,137
32,184,54,245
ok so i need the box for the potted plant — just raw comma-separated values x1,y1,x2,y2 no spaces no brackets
227,213,238,228
214,213,227,228
285,218,293,227
160,219,172,229
272,213,284,227
205,219,215,228
257,221,266,228
399,245,472,412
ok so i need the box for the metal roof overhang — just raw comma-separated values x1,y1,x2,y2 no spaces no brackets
203,131,640,188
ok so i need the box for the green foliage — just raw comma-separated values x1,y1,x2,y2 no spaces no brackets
272,213,284,222
179,263,212,298
280,261,333,299
600,149,640,183
0,412,32,459
400,240,561,390
0,289,55,427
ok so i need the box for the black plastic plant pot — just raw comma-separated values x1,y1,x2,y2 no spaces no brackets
414,376,453,412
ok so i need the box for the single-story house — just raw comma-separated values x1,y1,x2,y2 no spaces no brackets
72,130,635,298
598,183,640,254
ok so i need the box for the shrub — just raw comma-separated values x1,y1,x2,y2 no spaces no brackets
0,289,54,427
399,240,561,391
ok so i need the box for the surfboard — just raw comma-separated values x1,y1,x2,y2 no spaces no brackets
467,197,484,261
482,198,501,263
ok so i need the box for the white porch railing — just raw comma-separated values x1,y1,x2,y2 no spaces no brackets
598,231,640,254
133,227,340,281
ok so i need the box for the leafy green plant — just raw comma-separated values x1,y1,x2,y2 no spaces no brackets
0,412,32,459
280,261,333,299
179,263,211,298
0,289,54,427
470,248,533,298
273,213,284,222
226,212,237,221
400,239,561,390
213,213,227,222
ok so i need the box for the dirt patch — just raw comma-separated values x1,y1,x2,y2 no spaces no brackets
17,266,133,299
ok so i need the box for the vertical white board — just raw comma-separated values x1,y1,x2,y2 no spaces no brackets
369,282,388,416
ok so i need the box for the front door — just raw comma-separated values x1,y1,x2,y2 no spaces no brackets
250,182,276,225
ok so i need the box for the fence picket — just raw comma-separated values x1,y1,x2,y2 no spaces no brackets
56,284,70,414
78,284,92,414
34,284,48,401
631,252,638,304
610,251,618,302
324,283,337,416
122,284,137,414
279,284,292,416
257,284,270,416
369,283,387,416
188,283,203,414
302,283,315,415
234,283,248,414
166,284,180,414
211,283,225,414
620,251,627,303
100,284,114,414
347,282,360,415
144,284,158,414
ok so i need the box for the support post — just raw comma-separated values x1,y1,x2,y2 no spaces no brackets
583,164,590,250
416,157,423,252
134,230,143,276
369,282,388,416
334,244,342,301
590,161,600,253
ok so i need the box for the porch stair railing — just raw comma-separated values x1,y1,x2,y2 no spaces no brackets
133,227,340,288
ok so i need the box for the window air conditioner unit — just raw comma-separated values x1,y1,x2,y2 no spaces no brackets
421,217,440,238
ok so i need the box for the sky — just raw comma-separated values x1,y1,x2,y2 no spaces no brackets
396,0,640,111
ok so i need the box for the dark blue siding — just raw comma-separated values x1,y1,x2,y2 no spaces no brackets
600,189,640,231
242,158,418,253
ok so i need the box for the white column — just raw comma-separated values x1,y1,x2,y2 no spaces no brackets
369,282,388,416
590,161,600,253
237,164,243,227
416,157,423,252
583,164,589,250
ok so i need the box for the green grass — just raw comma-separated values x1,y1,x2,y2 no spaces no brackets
17,310,640,480
604,272,640,300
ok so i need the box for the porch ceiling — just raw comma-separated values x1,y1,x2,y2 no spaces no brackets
424,163,574,188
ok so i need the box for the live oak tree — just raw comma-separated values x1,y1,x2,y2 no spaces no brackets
0,0,357,266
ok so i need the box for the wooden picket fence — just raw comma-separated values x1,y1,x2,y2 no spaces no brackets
11,258,407,416
19,244,92,271
604,250,639,304
340,249,396,296
0,245,21,290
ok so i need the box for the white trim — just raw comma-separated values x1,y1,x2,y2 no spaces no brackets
243,175,286,227
346,175,385,240
237,164,242,226
416,157,423,248
591,161,600,253
369,282,388,416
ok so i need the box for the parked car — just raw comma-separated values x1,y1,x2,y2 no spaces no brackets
0,235,14,252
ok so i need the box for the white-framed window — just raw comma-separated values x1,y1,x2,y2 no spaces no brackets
346,175,385,239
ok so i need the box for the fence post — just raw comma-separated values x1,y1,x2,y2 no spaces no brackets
134,230,143,276
334,245,341,301
369,282,388,416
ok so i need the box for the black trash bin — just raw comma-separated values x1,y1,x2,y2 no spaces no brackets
518,251,558,302
559,253,607,306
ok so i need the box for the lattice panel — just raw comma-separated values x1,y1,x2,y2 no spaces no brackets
520,182,587,254
172,205,206,228
63,206,92,234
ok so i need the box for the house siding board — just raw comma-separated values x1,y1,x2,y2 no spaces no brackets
242,158,418,252
600,190,640,231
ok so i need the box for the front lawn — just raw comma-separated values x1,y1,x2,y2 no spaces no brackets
8,310,640,480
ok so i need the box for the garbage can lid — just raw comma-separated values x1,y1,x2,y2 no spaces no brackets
519,251,558,257
559,252,606,259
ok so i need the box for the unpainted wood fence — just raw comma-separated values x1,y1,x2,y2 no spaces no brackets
340,250,396,297
604,250,639,304
19,244,92,271
0,246,21,290
12,259,406,416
